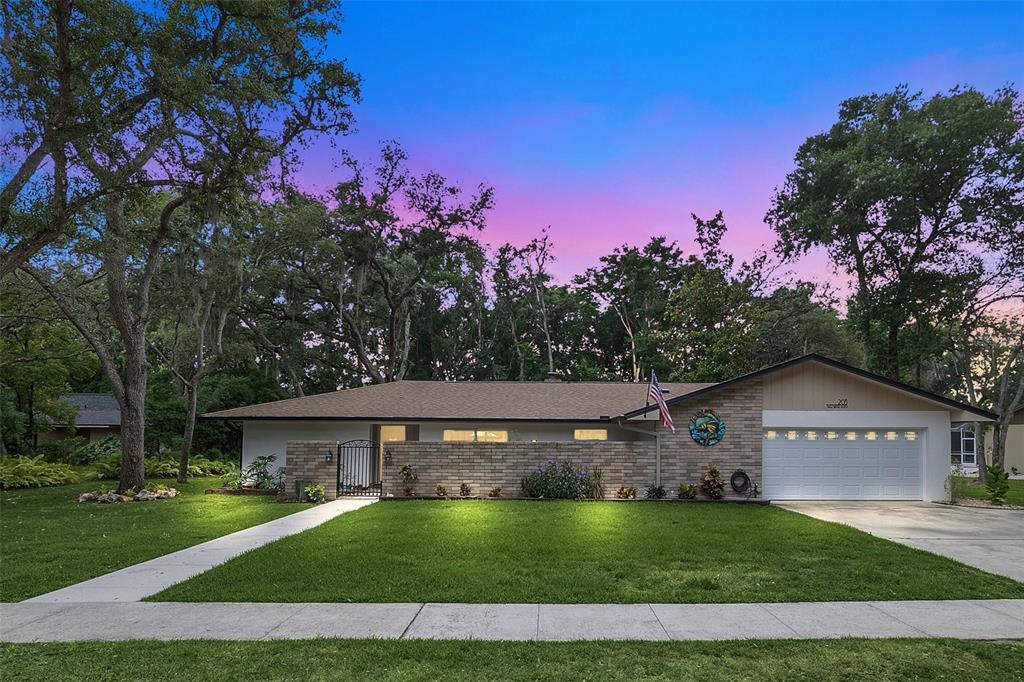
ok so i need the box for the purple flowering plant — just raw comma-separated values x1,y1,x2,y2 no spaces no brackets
521,458,601,500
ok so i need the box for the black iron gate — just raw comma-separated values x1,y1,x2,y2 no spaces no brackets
336,439,383,497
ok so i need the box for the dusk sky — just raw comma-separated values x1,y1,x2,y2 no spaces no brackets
300,1,1024,282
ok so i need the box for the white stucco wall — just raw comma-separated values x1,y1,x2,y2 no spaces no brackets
763,410,952,502
241,419,644,470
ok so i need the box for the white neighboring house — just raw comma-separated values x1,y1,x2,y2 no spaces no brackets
952,408,1024,476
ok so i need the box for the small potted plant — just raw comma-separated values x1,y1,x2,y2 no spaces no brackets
436,484,447,498
399,463,418,497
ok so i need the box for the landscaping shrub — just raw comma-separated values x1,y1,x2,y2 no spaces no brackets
645,483,667,499
399,463,418,496
678,483,697,499
615,486,637,499
489,487,502,497
586,466,604,499
93,452,238,480
33,438,81,463
520,459,598,500
700,463,725,499
984,463,1010,505
190,456,236,476
69,436,120,465
459,482,473,497
241,454,282,489
304,483,326,504
0,456,80,489
435,484,447,497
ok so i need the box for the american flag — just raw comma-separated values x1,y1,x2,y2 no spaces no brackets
648,370,675,432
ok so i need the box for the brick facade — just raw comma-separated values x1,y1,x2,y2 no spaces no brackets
656,380,764,496
282,440,338,500
383,440,657,499
284,380,764,500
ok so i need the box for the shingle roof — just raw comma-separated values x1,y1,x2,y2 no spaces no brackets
57,393,121,427
203,380,715,421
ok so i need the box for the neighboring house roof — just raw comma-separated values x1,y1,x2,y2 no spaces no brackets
54,393,121,427
204,380,714,422
204,354,997,423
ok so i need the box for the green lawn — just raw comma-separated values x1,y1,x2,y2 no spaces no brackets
153,500,1024,603
2,639,1022,681
957,477,1024,505
0,478,305,602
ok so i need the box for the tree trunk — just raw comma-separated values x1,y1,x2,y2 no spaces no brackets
119,384,147,492
178,384,198,483
993,419,1010,471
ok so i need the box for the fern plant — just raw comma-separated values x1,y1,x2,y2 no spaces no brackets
0,456,80,489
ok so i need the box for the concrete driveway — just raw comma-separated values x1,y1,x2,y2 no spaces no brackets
776,502,1024,583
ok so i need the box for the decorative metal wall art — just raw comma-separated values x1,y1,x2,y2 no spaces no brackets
688,409,726,446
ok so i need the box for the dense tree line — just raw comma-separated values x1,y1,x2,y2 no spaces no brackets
1,2,1022,490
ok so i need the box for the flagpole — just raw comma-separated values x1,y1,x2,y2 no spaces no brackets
647,370,661,488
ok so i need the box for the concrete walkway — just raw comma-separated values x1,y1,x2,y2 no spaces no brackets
777,501,1024,582
2,599,1022,642
22,497,377,604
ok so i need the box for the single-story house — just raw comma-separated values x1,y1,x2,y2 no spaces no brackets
204,354,996,501
36,393,121,444
952,407,1024,474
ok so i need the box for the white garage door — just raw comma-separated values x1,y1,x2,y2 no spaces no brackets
763,429,922,500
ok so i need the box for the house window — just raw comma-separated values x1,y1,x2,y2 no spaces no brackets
865,431,878,441
805,431,818,440
825,431,839,440
845,431,858,441
884,431,899,441
443,429,509,443
765,430,778,440
951,426,976,466
904,431,918,442
786,430,799,441
574,429,608,441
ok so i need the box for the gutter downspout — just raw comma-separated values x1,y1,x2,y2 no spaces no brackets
615,417,661,487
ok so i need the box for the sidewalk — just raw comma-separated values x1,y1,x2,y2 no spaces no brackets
22,497,377,604
2,599,1022,642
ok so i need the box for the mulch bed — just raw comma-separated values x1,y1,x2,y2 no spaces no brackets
204,487,279,496
936,499,1024,511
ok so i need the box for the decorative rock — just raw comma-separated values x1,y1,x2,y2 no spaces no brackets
78,487,180,503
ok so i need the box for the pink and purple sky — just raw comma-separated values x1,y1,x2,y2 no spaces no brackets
299,1,1024,282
